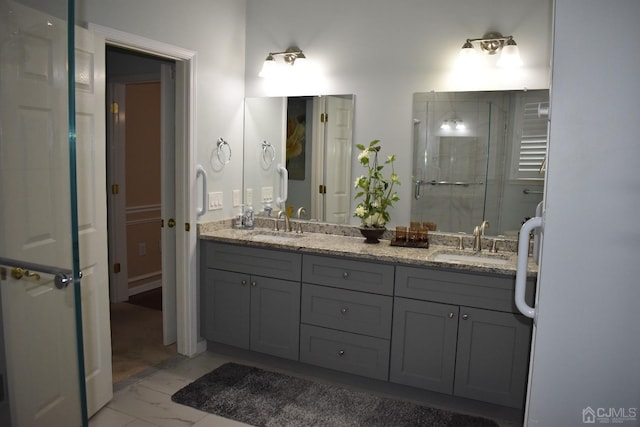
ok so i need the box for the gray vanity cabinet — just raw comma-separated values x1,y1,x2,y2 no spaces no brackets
200,242,301,360
299,254,394,380
391,265,533,409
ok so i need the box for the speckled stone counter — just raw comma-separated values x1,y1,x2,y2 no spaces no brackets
198,219,538,277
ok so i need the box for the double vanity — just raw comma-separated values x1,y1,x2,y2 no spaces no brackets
198,220,536,410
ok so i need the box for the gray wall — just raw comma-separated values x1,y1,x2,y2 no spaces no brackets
78,0,247,224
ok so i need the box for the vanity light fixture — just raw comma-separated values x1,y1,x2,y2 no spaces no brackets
459,32,523,68
259,46,307,78
441,119,465,131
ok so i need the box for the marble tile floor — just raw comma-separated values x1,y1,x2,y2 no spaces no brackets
90,349,522,427
89,352,249,427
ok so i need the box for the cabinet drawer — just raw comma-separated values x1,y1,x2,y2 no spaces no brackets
204,241,301,281
301,284,392,339
395,266,534,313
302,254,394,295
300,324,390,381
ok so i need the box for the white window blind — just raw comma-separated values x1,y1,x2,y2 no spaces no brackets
510,91,549,180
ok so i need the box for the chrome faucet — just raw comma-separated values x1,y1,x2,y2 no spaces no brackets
295,207,307,233
276,210,291,232
473,220,489,252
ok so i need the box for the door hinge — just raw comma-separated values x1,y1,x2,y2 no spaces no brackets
319,184,327,194
111,184,119,195
113,263,121,274
320,113,328,123
110,102,119,114
185,223,191,232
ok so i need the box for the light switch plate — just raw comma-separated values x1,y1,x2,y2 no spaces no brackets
232,189,241,207
208,192,223,210
261,186,273,203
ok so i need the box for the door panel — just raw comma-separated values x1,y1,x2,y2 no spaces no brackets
161,63,177,345
74,26,113,416
0,1,83,426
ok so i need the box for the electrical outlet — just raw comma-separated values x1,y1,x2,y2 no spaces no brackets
138,242,146,256
208,192,223,210
246,188,253,206
261,186,273,203
232,189,241,207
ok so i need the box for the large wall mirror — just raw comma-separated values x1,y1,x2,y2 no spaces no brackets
243,95,354,223
411,90,548,237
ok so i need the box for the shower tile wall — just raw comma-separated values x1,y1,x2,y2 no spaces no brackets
421,136,486,232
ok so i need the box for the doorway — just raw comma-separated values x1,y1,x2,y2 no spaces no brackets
106,46,177,384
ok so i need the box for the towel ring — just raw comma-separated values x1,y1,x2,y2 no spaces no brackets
216,137,231,165
261,140,275,169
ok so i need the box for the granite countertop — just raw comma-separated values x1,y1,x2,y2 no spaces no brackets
198,219,538,278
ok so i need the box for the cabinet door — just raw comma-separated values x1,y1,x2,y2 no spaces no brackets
454,307,532,408
390,298,459,394
250,276,301,360
201,269,250,348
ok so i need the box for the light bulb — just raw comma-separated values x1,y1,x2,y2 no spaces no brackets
497,39,523,68
259,54,277,78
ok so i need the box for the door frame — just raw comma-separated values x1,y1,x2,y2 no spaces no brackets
89,24,202,356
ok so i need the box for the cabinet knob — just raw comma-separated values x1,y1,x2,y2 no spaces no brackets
448,312,455,319
241,280,247,286
251,281,257,287
462,314,469,320
342,271,350,279
338,350,345,356
340,307,348,315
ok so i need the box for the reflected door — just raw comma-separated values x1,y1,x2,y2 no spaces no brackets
0,1,84,426
323,95,353,224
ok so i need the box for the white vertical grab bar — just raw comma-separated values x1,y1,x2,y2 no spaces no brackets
196,165,207,217
533,201,544,264
515,216,543,320
276,163,288,209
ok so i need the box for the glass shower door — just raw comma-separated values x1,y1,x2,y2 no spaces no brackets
0,1,86,426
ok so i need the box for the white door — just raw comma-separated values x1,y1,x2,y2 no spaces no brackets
324,96,354,224
161,63,177,345
74,27,113,416
0,1,86,426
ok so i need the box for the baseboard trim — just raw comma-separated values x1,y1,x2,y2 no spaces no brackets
128,280,161,297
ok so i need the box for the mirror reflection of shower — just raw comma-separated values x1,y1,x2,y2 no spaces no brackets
411,91,547,236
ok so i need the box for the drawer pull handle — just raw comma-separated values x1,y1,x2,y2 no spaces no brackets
241,280,247,286
448,312,454,319
338,350,345,356
340,307,348,315
251,281,257,287
342,271,350,279
462,314,469,320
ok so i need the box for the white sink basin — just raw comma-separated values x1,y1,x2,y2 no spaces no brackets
248,231,304,243
430,250,513,266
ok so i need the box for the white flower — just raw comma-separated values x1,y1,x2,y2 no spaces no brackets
357,151,369,162
354,205,367,218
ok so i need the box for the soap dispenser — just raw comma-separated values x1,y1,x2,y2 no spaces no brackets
243,205,254,229
234,205,244,229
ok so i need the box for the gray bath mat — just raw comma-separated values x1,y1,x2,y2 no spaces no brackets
171,362,500,426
